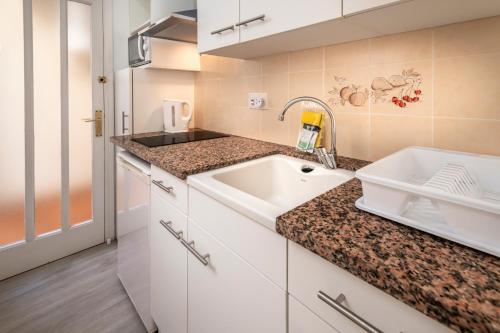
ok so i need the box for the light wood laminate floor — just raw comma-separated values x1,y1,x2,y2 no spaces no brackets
0,242,147,333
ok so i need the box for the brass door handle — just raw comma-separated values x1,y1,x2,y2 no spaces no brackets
82,110,103,137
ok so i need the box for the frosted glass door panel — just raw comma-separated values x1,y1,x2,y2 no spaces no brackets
68,1,93,226
33,0,62,236
0,0,25,246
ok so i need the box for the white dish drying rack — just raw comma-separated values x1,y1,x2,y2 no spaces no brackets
355,147,500,257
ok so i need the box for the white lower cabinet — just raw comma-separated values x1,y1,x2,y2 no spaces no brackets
150,190,188,333
149,173,453,333
187,220,286,333
288,241,453,333
289,296,339,333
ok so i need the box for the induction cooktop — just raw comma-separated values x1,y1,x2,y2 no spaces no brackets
132,130,230,148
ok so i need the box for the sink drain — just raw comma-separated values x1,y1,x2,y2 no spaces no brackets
301,165,315,173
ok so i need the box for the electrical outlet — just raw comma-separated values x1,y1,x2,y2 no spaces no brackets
248,92,267,109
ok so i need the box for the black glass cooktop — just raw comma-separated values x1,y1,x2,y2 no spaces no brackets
132,130,229,148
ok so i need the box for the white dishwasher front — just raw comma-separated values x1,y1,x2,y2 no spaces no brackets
116,151,156,332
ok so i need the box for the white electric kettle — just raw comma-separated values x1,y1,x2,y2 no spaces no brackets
163,99,193,133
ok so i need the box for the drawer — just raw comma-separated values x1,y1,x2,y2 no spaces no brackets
288,241,454,333
150,190,188,333
289,296,339,333
151,188,188,238
189,187,287,290
151,165,188,214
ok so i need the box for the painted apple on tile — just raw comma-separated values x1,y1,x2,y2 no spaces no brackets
328,75,368,107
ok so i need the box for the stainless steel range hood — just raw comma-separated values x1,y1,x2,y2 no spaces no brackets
141,9,197,44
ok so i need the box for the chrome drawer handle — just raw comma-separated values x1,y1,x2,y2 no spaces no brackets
211,24,235,35
235,14,265,27
181,239,210,266
159,220,183,239
152,180,173,193
317,291,383,333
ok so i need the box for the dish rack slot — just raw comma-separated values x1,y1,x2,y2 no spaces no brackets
423,163,481,198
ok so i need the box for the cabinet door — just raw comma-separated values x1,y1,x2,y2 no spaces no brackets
239,0,341,43
197,0,239,53
187,220,286,333
343,0,407,16
289,297,339,333
150,191,188,333
114,68,131,135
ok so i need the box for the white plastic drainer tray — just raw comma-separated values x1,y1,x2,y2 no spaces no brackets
355,197,500,257
355,146,500,257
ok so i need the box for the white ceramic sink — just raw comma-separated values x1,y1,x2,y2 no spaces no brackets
187,154,354,230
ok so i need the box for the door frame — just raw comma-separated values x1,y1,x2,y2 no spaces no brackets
0,0,114,280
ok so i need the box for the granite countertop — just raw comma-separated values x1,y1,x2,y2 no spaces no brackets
111,132,366,179
277,179,500,333
112,132,499,333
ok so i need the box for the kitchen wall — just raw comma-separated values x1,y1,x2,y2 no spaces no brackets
132,68,195,133
194,16,500,161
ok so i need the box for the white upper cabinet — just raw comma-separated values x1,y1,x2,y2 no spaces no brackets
342,0,406,16
238,0,341,43
197,0,500,58
198,0,240,53
150,0,196,23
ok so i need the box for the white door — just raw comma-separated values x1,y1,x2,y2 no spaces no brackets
197,0,240,53
0,0,106,280
239,0,342,43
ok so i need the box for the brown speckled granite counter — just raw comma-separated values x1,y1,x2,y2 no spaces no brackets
111,132,366,179
112,132,499,333
277,178,500,333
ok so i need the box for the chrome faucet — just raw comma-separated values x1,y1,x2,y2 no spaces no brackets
278,96,337,169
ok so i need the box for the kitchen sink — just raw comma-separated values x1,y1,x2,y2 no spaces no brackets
187,154,354,229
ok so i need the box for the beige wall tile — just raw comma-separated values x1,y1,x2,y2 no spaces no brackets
369,60,432,117
289,70,323,99
217,56,243,78
370,115,433,160
208,102,238,134
263,73,289,109
370,29,433,65
261,109,290,145
434,53,500,120
324,67,371,114
286,104,304,147
325,39,370,69
219,77,241,108
334,112,371,161
434,118,500,156
197,55,221,80
235,107,262,139
241,59,262,77
238,76,264,107
289,47,324,72
260,53,289,74
434,16,500,58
